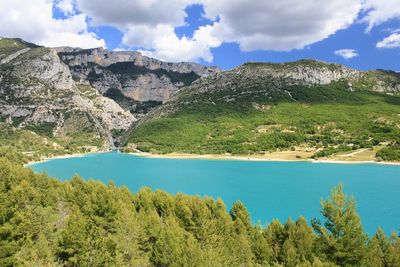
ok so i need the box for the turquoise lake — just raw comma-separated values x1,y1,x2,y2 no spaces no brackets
30,151,400,235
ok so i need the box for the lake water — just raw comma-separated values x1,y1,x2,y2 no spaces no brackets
29,151,400,235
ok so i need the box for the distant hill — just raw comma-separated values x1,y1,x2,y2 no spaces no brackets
126,60,400,161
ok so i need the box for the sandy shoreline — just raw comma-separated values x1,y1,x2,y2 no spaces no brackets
126,151,400,165
24,151,107,167
24,150,400,166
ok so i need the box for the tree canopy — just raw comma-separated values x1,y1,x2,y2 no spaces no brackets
0,158,399,266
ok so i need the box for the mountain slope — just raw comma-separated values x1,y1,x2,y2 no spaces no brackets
126,60,400,161
0,38,219,161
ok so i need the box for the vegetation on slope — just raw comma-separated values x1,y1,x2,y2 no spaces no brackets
104,87,162,115
0,158,399,266
129,82,400,161
0,121,104,164
104,62,201,86
0,38,38,59
376,141,400,162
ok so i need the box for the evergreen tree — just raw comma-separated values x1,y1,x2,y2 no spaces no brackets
250,225,272,265
265,219,286,263
230,200,252,234
312,184,367,266
386,232,400,267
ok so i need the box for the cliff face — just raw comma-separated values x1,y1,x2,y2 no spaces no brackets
0,38,134,148
56,47,221,114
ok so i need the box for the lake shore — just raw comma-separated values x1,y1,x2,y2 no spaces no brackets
126,151,400,165
24,149,400,166
24,150,108,167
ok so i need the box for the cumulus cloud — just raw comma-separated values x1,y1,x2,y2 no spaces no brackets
76,0,191,27
122,24,221,62
202,0,362,51
56,0,76,15
377,32,400,48
334,49,359,59
0,0,105,49
72,0,365,61
76,0,212,61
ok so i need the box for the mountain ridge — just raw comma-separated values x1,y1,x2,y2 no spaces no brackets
131,58,400,125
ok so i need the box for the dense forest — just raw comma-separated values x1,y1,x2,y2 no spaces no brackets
0,157,399,266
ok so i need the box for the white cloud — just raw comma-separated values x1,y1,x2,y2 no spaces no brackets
360,0,400,49
56,0,75,15
123,24,221,62
377,32,400,48
73,0,365,61
361,0,400,32
76,0,210,61
0,0,105,49
202,0,362,51
76,0,191,27
334,49,359,59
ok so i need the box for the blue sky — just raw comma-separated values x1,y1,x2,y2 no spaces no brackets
170,4,399,71
1,0,399,71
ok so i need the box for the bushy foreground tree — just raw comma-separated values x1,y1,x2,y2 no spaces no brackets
0,158,399,266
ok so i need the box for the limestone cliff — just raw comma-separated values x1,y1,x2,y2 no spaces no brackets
0,38,134,148
56,47,221,115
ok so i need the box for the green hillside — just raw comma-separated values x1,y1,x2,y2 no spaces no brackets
0,121,104,164
127,64,400,161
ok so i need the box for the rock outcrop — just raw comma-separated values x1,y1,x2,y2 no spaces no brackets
56,47,221,114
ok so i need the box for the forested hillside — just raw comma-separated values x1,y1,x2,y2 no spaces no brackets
0,158,399,266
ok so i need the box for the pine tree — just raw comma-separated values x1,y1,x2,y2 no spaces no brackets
312,184,367,266
386,232,400,267
230,200,252,234
365,228,388,267
250,225,272,265
265,219,286,263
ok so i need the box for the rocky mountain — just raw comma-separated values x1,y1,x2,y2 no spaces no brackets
0,38,136,149
0,37,219,152
135,60,400,123
56,46,221,115
126,60,400,158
